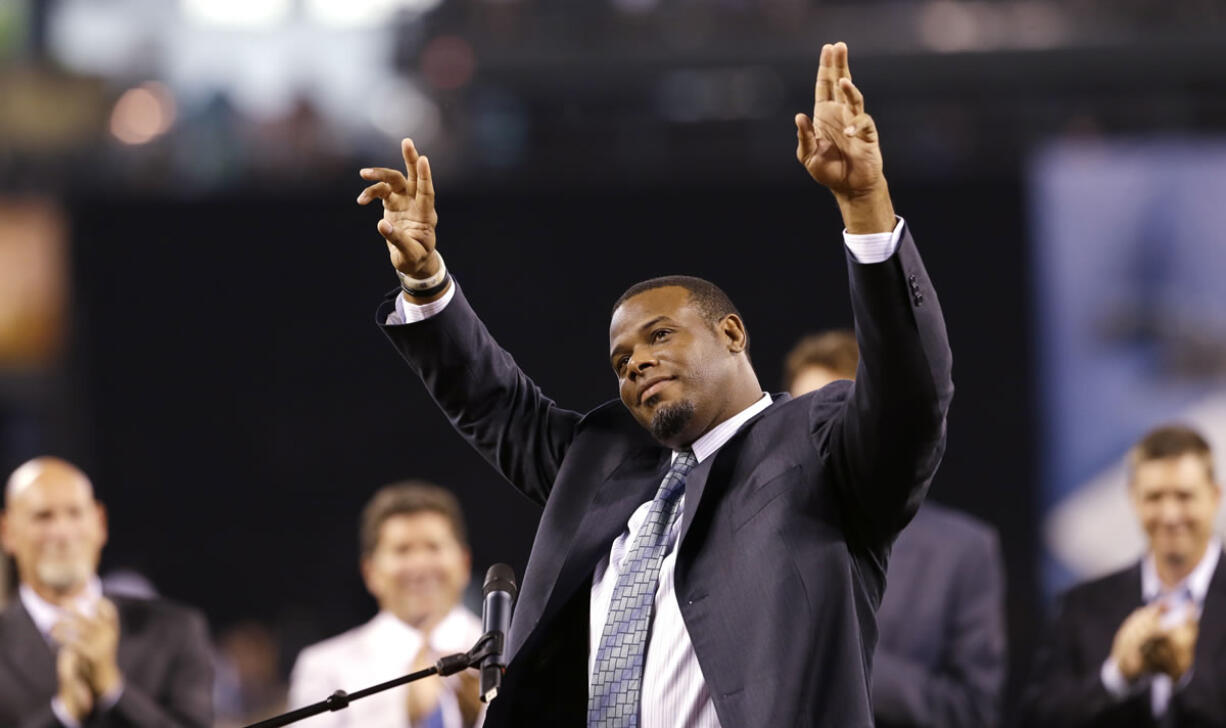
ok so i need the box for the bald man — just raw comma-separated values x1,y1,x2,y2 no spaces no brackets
0,457,213,727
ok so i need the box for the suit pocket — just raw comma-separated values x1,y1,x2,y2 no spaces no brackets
732,463,802,531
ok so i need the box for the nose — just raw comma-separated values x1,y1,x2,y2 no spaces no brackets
626,345,656,380
1158,497,1184,527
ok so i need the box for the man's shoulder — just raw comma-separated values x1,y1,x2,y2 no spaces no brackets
910,502,999,545
294,618,379,668
1060,562,1142,611
110,593,207,631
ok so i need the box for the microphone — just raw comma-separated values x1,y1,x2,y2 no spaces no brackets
479,563,517,703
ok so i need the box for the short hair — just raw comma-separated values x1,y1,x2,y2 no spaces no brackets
612,276,742,330
782,330,859,392
359,481,468,559
1127,424,1215,484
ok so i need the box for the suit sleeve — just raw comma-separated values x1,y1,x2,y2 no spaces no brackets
99,609,214,728
1170,652,1226,726
378,284,583,505
1017,592,1148,728
17,704,64,728
872,527,1007,727
816,225,955,547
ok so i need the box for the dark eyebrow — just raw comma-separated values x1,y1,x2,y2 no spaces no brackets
609,316,676,361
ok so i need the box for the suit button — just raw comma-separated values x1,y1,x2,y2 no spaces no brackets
915,294,924,304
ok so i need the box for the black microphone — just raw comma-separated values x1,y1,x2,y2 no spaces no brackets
479,563,517,703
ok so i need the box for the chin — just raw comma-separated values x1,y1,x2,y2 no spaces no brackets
650,399,697,444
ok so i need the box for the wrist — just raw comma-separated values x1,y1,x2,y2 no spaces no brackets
836,183,895,234
398,250,442,279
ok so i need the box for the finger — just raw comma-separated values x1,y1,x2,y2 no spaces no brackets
815,44,835,103
795,114,818,162
359,167,408,193
402,138,420,194
97,598,117,626
841,78,865,117
356,182,393,205
832,42,850,103
416,156,435,201
377,220,432,259
844,113,878,144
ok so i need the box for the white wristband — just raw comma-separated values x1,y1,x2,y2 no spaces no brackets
396,252,447,291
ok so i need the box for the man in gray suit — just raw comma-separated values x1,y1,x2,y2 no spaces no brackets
0,457,213,727
786,330,1007,728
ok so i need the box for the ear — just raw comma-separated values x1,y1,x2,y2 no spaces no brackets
0,511,11,555
718,314,749,354
95,501,109,548
360,556,376,594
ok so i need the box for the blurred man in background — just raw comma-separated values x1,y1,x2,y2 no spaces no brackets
289,481,483,728
784,330,1006,728
0,456,213,727
1021,424,1226,726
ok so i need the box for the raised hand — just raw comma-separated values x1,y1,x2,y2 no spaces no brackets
1109,604,1164,681
357,138,440,279
795,42,894,233
56,647,94,721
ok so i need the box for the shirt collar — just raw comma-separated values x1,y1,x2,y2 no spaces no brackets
369,604,476,656
19,577,104,638
685,392,773,463
1142,537,1222,605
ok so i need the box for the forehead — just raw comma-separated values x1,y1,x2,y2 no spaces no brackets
7,471,94,512
609,287,699,341
1132,454,1215,491
376,511,460,544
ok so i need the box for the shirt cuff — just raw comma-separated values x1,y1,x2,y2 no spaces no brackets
1101,658,1146,700
843,216,905,264
51,697,82,728
392,279,457,324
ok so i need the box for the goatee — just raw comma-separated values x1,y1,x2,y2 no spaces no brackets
651,400,696,442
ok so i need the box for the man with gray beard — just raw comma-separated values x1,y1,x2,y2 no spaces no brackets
0,457,213,727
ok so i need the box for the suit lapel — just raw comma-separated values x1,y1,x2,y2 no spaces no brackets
1195,549,1226,657
543,448,668,626
0,601,57,697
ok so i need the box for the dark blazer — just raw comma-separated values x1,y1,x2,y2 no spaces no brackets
873,502,1007,728
1018,552,1226,728
0,592,214,728
379,228,953,727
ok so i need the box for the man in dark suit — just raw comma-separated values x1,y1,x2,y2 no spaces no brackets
785,330,1006,728
0,457,213,727
1020,424,1226,727
359,42,953,726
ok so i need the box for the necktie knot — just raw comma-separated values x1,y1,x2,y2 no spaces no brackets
656,450,697,505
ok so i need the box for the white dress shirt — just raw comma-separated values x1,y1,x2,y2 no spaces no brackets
289,607,485,728
19,578,124,728
389,220,905,725
1100,538,1221,717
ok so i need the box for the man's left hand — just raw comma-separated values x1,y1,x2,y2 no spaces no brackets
1145,615,1199,680
51,598,123,698
795,42,895,234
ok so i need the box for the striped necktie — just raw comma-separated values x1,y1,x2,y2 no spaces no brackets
588,450,698,728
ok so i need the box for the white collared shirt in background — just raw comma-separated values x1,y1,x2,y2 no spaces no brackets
289,606,484,728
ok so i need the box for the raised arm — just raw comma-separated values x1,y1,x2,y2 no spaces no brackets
362,140,581,504
797,43,954,546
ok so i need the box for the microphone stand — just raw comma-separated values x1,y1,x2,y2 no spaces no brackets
242,631,504,728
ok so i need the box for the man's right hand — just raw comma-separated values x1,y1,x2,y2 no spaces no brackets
1110,604,1164,681
357,138,440,279
56,648,94,722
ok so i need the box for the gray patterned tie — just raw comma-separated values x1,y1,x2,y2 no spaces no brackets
588,450,698,728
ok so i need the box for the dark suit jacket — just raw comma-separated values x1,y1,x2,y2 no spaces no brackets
0,592,214,728
379,227,953,727
873,502,1007,728
1018,552,1226,728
